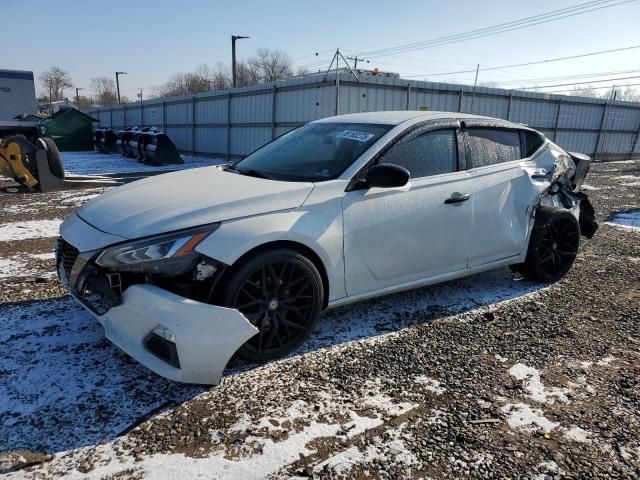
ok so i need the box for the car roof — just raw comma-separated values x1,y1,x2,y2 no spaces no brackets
312,110,505,126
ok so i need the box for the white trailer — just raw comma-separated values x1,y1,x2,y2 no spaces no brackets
0,69,37,121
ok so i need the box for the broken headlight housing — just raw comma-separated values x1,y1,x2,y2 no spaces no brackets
95,224,219,275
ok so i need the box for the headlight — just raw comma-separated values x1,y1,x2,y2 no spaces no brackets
95,224,219,275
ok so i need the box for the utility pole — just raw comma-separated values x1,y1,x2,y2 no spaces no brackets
469,64,480,113
75,87,83,109
115,71,127,104
137,88,143,103
346,55,369,69
231,35,250,88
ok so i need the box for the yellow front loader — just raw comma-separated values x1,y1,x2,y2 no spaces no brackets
0,134,65,192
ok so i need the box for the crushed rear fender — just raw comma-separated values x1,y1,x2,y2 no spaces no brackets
536,147,598,238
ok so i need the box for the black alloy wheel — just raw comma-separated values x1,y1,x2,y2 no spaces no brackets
218,249,323,361
518,206,581,283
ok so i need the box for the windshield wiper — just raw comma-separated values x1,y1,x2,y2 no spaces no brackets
236,168,276,180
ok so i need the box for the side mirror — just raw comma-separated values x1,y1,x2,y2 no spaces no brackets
365,163,410,188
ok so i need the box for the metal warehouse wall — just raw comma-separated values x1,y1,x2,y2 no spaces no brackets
89,72,640,160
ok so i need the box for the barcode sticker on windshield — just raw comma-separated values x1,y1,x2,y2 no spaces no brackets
337,130,375,142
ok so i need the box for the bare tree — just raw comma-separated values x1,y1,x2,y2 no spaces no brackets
569,85,602,99
91,76,118,106
295,65,310,76
38,66,73,101
247,48,293,83
617,85,640,102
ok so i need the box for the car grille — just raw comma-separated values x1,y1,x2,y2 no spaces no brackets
56,239,79,280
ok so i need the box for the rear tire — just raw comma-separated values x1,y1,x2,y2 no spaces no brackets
518,206,580,283
215,248,324,362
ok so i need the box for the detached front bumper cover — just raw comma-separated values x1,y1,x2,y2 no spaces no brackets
73,284,259,385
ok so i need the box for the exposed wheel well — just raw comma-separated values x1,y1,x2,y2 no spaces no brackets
218,240,330,309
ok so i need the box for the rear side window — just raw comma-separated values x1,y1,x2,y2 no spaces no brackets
379,129,457,178
521,130,544,157
465,128,521,167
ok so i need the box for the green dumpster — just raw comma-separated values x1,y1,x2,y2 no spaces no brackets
39,108,98,151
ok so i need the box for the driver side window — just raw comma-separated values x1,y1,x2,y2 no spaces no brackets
379,129,457,179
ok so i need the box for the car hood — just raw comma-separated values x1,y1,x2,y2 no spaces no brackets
77,166,314,239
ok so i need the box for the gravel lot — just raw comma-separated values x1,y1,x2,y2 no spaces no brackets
0,156,638,479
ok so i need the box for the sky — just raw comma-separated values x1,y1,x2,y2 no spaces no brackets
3,0,640,100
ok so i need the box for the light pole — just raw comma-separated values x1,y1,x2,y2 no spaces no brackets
115,71,127,104
231,35,250,88
75,87,83,109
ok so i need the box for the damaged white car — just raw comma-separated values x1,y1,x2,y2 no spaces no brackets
56,111,598,384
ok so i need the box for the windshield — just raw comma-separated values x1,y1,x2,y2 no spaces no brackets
232,122,391,182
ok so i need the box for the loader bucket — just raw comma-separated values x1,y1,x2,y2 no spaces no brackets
116,127,134,156
0,135,64,191
100,129,118,154
143,130,183,165
124,127,141,158
93,128,104,151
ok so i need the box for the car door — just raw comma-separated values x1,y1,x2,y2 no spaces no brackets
342,126,473,296
462,126,550,267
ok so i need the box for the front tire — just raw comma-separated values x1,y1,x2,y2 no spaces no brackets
517,206,581,283
216,248,324,362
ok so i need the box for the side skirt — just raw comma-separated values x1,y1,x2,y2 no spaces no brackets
327,255,521,310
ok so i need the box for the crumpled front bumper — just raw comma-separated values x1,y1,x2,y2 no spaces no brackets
72,283,259,385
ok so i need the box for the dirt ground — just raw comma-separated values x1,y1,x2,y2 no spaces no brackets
0,158,638,479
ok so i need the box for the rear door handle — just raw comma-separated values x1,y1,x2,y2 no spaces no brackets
444,193,471,204
530,169,549,180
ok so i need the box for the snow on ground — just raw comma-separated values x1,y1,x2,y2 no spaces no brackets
0,265,545,458
0,220,62,242
0,256,56,279
605,209,640,231
508,363,571,404
500,403,559,433
62,151,225,176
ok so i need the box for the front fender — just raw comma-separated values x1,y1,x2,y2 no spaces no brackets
195,201,345,301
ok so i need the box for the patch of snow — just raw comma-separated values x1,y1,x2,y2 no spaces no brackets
0,219,62,241
508,363,570,404
24,393,411,480
0,255,55,279
313,445,379,475
580,184,603,191
500,403,559,433
580,361,593,370
61,151,224,176
597,355,616,366
0,258,24,279
563,426,591,443
603,159,640,164
413,376,446,395
606,210,640,231
29,252,56,260
495,354,508,363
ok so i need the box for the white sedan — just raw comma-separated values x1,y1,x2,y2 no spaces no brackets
56,111,597,384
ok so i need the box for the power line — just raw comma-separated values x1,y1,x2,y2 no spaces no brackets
494,68,640,86
545,82,640,94
353,0,612,56
403,45,640,78
351,0,636,58
518,75,640,90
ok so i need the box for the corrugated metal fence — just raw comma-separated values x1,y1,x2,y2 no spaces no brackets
88,72,640,160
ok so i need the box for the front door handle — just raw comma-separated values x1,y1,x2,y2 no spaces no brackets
444,193,471,204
